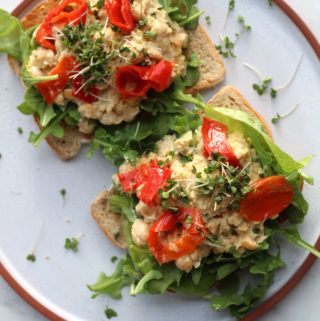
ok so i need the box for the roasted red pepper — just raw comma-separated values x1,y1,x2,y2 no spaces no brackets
35,0,88,51
36,55,76,104
147,208,208,264
115,60,173,98
118,159,171,206
72,74,100,103
202,117,241,167
105,0,135,33
240,176,294,222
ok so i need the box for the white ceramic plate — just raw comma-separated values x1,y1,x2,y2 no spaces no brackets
0,1,319,320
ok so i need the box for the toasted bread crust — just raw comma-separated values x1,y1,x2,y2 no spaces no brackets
92,86,273,248
91,190,127,249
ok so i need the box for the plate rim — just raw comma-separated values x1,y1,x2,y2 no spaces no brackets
1,0,319,320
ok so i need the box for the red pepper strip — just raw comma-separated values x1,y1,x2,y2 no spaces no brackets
147,60,174,92
147,208,208,264
115,65,151,98
202,117,241,168
137,160,171,206
153,210,179,233
118,159,171,206
50,0,87,25
35,0,88,51
36,55,76,104
72,74,100,103
115,60,173,98
118,168,141,192
240,176,294,222
105,0,135,33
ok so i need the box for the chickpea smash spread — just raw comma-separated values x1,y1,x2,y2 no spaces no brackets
114,118,293,272
27,0,189,127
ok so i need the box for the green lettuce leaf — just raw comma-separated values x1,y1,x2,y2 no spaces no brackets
0,9,30,62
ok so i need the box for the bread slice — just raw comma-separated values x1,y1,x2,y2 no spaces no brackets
91,190,127,249
186,26,225,94
8,0,225,160
91,85,272,248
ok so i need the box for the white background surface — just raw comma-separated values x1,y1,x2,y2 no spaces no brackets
0,1,319,321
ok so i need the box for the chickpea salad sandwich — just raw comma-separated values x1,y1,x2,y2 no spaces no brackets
89,86,320,318
0,0,224,160
0,0,319,320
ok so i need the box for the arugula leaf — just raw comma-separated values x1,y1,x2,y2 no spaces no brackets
88,255,139,299
216,263,238,280
109,194,137,223
185,53,201,87
159,0,203,29
0,9,30,62
131,270,163,295
18,87,57,127
28,108,68,147
274,225,320,258
20,64,58,87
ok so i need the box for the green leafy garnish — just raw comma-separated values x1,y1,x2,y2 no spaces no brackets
105,307,117,319
0,9,30,62
205,16,211,25
216,16,251,59
223,0,235,29
21,65,58,87
158,0,203,29
26,254,36,262
111,256,118,263
17,127,23,134
18,87,57,127
252,78,272,95
64,238,79,252
60,188,66,199
184,52,201,87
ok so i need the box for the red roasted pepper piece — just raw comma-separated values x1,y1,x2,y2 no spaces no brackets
115,60,173,98
36,55,76,104
118,159,171,206
147,207,208,264
105,0,135,33
72,74,100,103
202,117,241,168
35,0,88,51
240,176,294,222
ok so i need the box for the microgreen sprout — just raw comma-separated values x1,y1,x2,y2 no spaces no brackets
216,15,251,58
223,0,235,29
270,54,303,98
271,103,299,124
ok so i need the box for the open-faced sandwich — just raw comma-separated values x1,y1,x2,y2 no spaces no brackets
0,0,224,160
89,86,319,318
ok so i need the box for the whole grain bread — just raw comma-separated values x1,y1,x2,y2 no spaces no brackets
186,26,225,94
8,0,225,160
91,85,272,248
